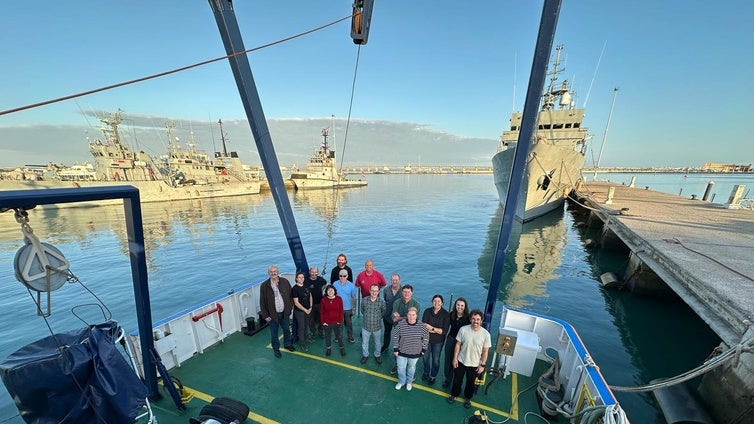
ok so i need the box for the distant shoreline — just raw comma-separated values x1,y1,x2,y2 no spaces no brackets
583,168,754,174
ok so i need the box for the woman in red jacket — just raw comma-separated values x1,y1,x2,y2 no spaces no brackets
320,284,346,357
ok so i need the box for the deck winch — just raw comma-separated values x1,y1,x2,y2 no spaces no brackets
9,207,71,316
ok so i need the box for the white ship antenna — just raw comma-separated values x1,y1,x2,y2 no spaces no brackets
75,100,96,129
512,51,517,112
593,87,619,181
583,40,607,108
208,115,218,154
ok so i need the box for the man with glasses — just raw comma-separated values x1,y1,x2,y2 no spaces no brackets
360,283,386,364
335,270,358,343
259,265,295,358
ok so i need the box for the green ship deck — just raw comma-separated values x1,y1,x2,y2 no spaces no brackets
147,318,561,424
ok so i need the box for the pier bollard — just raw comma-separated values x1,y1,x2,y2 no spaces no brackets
702,181,714,201
725,185,746,208
605,186,615,205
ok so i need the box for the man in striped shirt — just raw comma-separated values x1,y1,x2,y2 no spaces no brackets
393,307,429,391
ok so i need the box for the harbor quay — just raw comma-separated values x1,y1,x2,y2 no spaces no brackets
341,165,493,174
572,181,754,423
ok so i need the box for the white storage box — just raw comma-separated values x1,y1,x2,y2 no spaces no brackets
505,328,540,377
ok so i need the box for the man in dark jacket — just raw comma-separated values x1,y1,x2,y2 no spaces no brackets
259,265,295,358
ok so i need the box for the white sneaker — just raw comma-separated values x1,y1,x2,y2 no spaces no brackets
406,383,413,391
395,383,403,390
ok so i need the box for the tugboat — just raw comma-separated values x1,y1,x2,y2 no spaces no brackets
289,127,367,190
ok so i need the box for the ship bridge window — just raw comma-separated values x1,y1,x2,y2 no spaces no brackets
539,124,551,130
565,123,572,128
573,123,580,128
511,126,518,131
552,123,564,129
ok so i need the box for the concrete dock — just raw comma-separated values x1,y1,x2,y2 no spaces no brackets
576,182,754,423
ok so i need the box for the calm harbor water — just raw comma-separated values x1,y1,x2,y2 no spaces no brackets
0,173,743,422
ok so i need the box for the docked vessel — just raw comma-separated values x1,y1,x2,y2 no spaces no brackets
289,127,367,190
0,112,261,204
492,45,589,222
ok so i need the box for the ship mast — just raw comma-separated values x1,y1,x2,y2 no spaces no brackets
218,119,229,157
99,110,123,145
321,127,330,153
542,44,565,111
593,87,620,180
165,122,177,152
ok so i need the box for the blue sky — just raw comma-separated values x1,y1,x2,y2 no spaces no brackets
1,1,752,168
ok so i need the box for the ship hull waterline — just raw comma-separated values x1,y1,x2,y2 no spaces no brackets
0,179,261,207
290,176,367,190
492,142,585,222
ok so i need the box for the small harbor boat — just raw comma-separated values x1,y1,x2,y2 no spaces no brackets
492,45,590,222
289,127,367,190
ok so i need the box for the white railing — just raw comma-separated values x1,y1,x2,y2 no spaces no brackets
128,275,291,374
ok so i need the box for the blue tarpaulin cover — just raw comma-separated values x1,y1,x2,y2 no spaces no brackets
0,321,147,423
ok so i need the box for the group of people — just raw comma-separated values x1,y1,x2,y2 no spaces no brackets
258,254,492,408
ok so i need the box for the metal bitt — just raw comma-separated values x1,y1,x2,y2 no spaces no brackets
702,181,715,202
482,0,563,330
208,0,309,273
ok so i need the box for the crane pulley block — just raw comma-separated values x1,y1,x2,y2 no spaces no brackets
350,0,374,45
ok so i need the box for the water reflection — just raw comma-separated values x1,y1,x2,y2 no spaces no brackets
478,205,567,307
0,195,266,270
291,188,353,239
